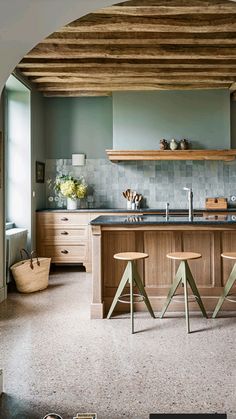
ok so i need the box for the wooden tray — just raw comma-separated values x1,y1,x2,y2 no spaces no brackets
205,197,227,209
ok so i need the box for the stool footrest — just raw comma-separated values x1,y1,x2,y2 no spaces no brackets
225,293,236,303
118,293,145,304
172,294,199,303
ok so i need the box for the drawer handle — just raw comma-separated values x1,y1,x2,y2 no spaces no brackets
61,249,69,254
61,231,69,235
61,217,68,221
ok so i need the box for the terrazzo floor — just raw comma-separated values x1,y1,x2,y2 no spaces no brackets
0,267,236,419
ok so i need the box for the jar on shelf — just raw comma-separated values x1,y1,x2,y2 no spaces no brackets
170,139,178,150
179,139,189,150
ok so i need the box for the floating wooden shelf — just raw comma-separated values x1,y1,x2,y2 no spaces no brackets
106,149,236,162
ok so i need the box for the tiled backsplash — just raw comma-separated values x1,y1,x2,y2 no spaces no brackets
46,158,236,209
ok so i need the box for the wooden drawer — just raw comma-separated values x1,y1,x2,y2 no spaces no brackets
44,244,88,263
38,212,90,226
42,227,88,244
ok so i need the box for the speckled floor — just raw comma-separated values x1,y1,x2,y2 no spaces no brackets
0,267,235,419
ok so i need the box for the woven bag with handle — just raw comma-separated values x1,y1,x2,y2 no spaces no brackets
10,249,51,293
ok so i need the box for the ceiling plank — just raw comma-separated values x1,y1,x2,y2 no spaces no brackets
42,34,236,46
26,45,236,60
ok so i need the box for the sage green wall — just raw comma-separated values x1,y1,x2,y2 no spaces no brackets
45,97,113,159
231,99,236,148
113,90,231,150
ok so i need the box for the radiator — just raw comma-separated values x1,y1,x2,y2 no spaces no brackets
6,228,28,283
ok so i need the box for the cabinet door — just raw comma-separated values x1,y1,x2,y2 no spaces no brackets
222,231,236,286
182,231,213,287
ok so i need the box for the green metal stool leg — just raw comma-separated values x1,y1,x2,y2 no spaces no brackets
107,262,130,319
160,261,184,318
185,262,208,318
130,264,134,334
132,262,155,319
212,262,236,318
183,262,190,334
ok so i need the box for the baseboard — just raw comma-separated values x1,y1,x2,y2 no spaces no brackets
0,286,7,303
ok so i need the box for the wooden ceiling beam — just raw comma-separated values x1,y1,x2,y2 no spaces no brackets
17,58,236,67
26,45,236,60
31,75,236,84
20,69,236,77
96,5,236,16
38,83,231,92
60,15,236,33
45,31,236,43
42,35,236,46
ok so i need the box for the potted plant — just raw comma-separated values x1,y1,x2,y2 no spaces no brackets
54,174,87,209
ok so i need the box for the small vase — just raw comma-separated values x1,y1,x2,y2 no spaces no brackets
170,139,178,150
67,197,77,210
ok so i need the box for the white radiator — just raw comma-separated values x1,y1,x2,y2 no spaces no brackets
6,228,28,283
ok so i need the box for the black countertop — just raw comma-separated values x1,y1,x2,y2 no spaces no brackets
37,207,236,213
90,214,236,226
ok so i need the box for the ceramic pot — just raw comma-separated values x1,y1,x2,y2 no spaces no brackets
179,139,189,150
170,139,178,150
67,197,77,210
160,139,168,150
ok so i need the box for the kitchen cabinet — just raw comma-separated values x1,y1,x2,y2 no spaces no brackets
36,212,91,271
36,210,138,272
90,215,236,318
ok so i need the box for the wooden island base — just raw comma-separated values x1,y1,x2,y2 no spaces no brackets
91,224,236,318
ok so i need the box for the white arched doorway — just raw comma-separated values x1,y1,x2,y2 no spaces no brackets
0,0,115,302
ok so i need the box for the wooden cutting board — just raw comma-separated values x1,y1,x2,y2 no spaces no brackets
205,197,227,209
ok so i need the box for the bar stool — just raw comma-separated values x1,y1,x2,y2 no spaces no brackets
160,252,208,333
212,252,236,318
107,252,155,334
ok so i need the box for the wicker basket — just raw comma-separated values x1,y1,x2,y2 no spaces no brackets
10,249,51,293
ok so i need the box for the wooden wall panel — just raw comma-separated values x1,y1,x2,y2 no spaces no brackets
102,231,136,288
144,231,174,287
222,231,236,285
182,232,213,286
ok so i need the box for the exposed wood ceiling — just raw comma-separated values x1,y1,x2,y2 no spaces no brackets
16,0,236,98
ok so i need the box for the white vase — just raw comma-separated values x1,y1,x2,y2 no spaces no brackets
67,197,77,210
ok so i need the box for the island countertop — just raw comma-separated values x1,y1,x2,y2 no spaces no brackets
90,214,236,226
90,213,236,319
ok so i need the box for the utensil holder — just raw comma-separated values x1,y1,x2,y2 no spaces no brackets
127,200,132,210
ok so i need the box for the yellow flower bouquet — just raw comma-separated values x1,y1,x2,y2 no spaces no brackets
55,174,87,208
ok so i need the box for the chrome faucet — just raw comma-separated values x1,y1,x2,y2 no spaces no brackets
183,187,193,221
165,202,169,220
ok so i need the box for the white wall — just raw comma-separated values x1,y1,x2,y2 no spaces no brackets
0,0,114,299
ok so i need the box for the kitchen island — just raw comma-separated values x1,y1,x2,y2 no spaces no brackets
90,214,236,318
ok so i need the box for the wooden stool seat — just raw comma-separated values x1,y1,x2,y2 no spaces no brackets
167,252,201,261
212,253,236,318
107,252,155,333
114,252,148,261
221,252,236,260
160,251,207,333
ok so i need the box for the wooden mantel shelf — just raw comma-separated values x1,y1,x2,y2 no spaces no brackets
106,149,236,162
